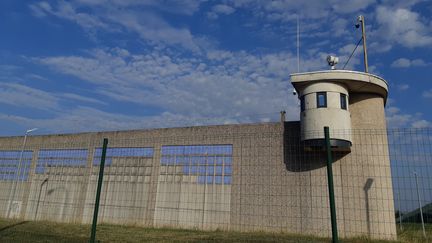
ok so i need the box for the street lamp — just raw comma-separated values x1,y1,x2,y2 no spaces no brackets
26,128,38,133
7,128,38,218
414,172,426,239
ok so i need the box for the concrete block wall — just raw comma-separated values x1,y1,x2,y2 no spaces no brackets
0,120,396,240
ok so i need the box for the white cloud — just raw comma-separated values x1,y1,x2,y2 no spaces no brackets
29,0,432,56
0,107,154,134
206,50,234,60
391,58,410,68
29,1,52,17
30,1,109,30
34,47,313,125
330,0,375,14
374,6,432,49
386,106,431,128
423,89,432,98
0,106,283,135
62,93,106,105
0,62,299,134
0,83,59,111
207,4,236,19
0,82,108,114
386,106,400,115
331,18,349,37
213,4,236,15
391,58,428,68
379,0,425,8
397,84,409,91
411,120,431,129
227,0,375,21
335,43,363,70
386,112,413,128
74,0,203,15
29,1,203,52
412,59,428,66
108,11,200,52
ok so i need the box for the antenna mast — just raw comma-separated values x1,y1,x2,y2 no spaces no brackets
297,15,300,72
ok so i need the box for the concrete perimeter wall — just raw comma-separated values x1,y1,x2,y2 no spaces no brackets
0,113,396,239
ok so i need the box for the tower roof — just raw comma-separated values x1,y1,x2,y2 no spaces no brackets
290,70,388,104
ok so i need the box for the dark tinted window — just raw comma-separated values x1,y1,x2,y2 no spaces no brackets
317,92,327,108
340,93,347,110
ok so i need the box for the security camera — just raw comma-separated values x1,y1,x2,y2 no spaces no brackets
355,15,363,28
327,55,339,70
292,88,297,96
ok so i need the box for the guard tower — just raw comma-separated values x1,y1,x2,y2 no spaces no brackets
290,70,388,150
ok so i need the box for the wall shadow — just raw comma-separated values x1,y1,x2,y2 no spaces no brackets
35,184,69,222
364,178,374,237
34,178,49,220
283,121,349,172
0,221,28,232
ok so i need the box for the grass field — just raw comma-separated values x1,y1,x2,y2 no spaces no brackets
0,218,430,242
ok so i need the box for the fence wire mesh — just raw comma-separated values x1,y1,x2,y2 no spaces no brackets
0,125,431,241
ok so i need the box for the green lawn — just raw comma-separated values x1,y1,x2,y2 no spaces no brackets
0,218,428,243
396,223,432,243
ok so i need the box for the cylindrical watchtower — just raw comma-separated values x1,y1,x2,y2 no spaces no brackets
290,70,388,150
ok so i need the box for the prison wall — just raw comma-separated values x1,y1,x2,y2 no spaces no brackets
0,120,396,239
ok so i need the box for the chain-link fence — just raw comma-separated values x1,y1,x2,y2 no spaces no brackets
0,124,431,241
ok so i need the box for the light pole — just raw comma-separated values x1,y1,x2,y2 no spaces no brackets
414,172,426,239
397,191,403,231
7,128,38,218
356,15,368,73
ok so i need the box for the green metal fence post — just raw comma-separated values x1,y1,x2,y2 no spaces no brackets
324,127,339,243
90,138,108,243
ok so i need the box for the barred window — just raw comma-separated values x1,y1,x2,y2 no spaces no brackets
0,150,32,180
160,145,232,185
37,149,88,174
93,147,153,166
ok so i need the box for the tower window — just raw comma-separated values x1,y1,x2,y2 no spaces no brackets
340,93,347,110
316,92,327,108
300,96,305,112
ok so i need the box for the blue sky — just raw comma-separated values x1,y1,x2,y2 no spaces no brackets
0,0,431,136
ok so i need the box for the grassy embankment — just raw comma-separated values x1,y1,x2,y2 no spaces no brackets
0,218,429,242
